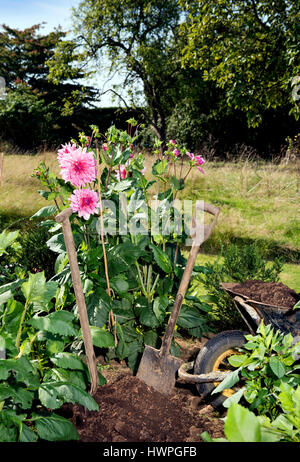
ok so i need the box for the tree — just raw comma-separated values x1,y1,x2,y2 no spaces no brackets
179,0,300,127
47,0,188,146
0,24,97,149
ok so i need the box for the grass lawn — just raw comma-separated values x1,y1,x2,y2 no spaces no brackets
0,152,299,290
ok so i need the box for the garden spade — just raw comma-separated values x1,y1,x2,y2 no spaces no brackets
136,202,220,395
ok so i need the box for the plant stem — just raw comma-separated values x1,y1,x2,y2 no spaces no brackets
96,147,116,343
15,301,29,352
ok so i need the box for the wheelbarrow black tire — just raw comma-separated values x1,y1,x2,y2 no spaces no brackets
194,330,247,408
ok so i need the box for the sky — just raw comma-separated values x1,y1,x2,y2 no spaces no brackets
0,0,127,106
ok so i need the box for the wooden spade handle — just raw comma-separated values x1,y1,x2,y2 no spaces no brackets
56,208,99,395
160,202,220,357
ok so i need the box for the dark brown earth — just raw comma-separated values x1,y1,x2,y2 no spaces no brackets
59,337,225,443
232,280,299,308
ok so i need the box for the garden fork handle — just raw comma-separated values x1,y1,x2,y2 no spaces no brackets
56,208,99,395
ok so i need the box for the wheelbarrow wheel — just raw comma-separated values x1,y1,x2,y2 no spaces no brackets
194,330,247,408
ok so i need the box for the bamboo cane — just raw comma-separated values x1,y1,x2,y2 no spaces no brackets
0,152,4,187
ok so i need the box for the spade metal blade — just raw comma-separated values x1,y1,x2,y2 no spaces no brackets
136,345,182,395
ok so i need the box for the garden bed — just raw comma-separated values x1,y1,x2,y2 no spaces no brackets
58,338,225,443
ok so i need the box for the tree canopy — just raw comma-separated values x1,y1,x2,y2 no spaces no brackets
179,0,300,126
0,23,97,148
48,0,188,144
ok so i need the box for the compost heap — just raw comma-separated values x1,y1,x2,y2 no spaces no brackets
232,280,299,308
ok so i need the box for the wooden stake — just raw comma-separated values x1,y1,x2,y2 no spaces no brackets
56,208,99,396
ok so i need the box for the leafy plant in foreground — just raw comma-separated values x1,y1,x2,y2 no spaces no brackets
213,321,300,419
0,268,112,441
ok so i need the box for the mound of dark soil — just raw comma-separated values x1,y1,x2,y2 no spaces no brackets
232,280,299,308
60,360,225,442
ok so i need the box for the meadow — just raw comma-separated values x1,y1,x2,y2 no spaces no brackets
0,151,299,290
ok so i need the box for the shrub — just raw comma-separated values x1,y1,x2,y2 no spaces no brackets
197,243,284,330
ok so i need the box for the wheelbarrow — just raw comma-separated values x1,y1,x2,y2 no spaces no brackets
177,281,300,407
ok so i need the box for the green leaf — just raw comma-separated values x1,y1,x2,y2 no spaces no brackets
46,233,66,254
89,326,115,348
21,271,46,304
30,205,58,219
223,387,246,408
128,188,145,213
224,404,261,442
110,276,129,295
85,288,111,327
0,230,19,256
0,383,34,409
127,342,143,373
19,423,38,442
135,297,160,328
149,243,172,274
177,304,204,329
29,311,78,337
269,356,286,378
228,354,248,368
50,352,85,370
33,413,79,441
153,296,169,322
39,382,99,411
0,423,18,442
212,369,240,395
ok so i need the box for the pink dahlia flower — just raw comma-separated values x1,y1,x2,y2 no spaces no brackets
173,149,181,157
186,151,194,161
116,165,127,182
59,146,97,188
102,143,108,151
170,139,177,145
194,155,205,174
194,155,205,166
57,142,77,163
70,188,99,220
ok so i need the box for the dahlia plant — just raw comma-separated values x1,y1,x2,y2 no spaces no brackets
32,120,211,372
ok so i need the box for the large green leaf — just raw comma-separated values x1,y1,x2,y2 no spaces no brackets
30,205,58,219
21,271,47,304
110,276,129,295
212,369,240,395
153,296,169,322
33,412,79,441
269,356,286,378
46,233,66,254
49,368,87,390
177,304,204,329
128,188,145,213
0,383,34,409
0,230,19,256
85,288,111,327
149,243,172,274
135,297,160,328
0,357,39,387
89,326,115,348
39,382,98,411
224,403,261,442
29,311,78,337
112,298,134,325
19,423,38,442
0,423,18,442
50,352,85,370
